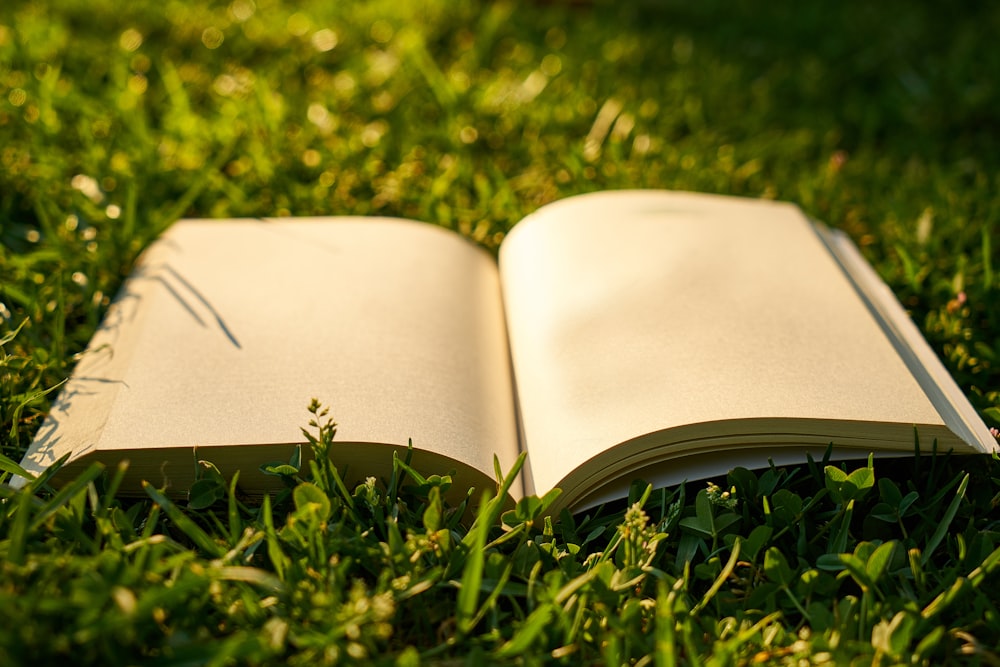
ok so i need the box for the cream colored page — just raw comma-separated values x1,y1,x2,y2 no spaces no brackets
820,227,998,453
25,218,519,488
498,190,946,495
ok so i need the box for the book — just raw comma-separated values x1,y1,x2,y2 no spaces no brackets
19,190,998,513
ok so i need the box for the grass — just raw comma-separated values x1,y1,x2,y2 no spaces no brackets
1,0,1000,663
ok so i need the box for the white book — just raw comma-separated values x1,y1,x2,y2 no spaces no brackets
20,190,997,513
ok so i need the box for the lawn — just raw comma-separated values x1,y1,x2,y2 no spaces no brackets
1,0,999,664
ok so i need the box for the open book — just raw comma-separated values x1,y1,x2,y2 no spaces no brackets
20,190,997,512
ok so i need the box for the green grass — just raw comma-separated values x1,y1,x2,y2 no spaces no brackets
2,0,1000,663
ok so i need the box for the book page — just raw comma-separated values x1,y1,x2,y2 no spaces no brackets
23,218,520,497
498,190,974,505
817,226,999,453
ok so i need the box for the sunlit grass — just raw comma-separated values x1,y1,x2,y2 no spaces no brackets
2,0,999,663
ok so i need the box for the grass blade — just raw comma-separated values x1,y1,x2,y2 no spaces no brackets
143,481,225,558
28,462,104,531
456,490,491,635
921,473,969,566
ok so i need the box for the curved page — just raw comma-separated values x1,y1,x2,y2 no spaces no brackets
23,218,519,497
499,190,966,503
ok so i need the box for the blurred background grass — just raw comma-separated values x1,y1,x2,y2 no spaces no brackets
1,0,999,456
